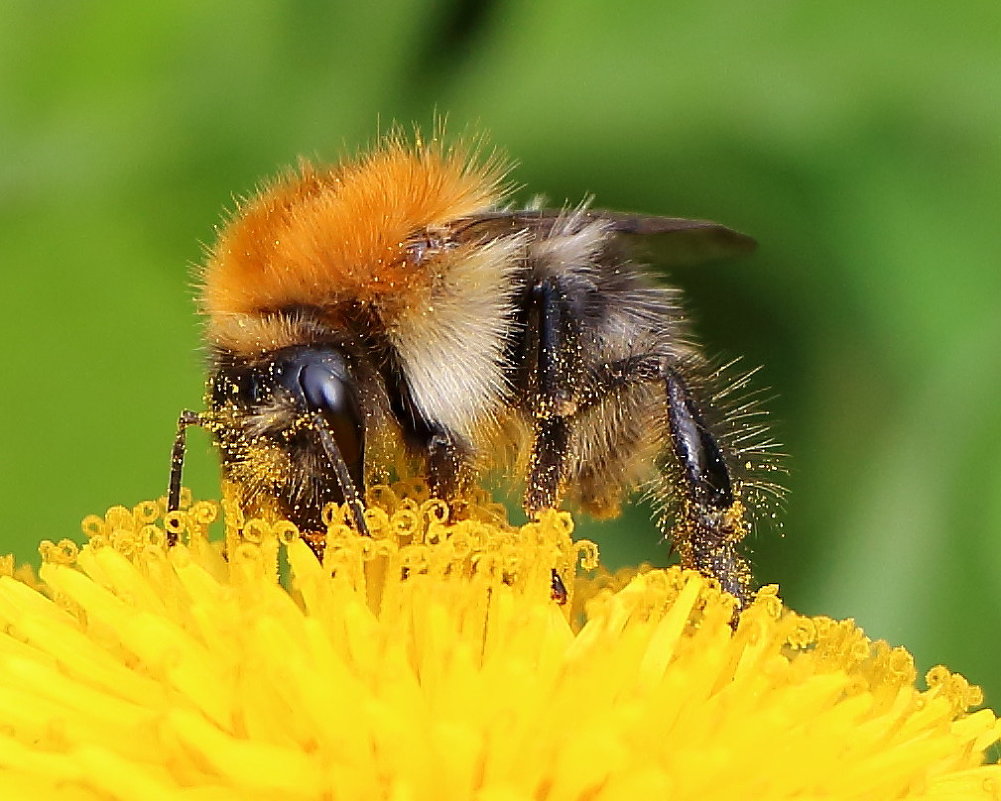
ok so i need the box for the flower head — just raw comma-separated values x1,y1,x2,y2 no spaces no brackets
0,483,998,799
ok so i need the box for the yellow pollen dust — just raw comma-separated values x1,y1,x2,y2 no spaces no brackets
0,481,998,800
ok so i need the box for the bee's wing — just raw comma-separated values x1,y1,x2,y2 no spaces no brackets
453,209,756,267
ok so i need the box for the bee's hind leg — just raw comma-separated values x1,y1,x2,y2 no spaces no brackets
661,368,753,607
522,275,755,609
563,356,756,608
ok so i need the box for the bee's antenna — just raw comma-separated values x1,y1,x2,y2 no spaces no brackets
310,411,370,537
167,410,205,545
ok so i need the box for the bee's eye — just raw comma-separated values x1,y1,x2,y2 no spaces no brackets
297,361,364,472
269,348,365,486
297,363,340,410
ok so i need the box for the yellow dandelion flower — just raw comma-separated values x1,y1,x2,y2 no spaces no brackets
1,483,999,800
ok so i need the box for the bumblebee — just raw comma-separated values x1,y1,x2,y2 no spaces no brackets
168,132,782,606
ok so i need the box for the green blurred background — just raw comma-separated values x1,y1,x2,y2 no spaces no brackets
3,2,1000,700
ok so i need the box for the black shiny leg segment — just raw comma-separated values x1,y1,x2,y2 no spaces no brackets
663,369,751,606
664,370,734,509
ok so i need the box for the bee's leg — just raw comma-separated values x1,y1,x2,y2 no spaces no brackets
524,277,581,515
522,276,753,605
525,417,572,514
573,359,753,607
662,369,752,606
533,277,582,419
523,278,582,605
167,410,205,543
425,427,473,503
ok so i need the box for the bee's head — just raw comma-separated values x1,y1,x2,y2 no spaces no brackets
208,344,366,500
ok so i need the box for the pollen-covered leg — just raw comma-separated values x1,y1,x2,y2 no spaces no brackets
525,416,572,515
533,277,583,418
536,349,760,606
524,276,582,517
663,370,752,606
425,427,474,505
518,260,765,606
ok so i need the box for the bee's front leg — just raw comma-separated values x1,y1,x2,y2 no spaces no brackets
166,409,207,544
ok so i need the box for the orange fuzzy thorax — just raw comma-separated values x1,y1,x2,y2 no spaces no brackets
200,138,507,327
